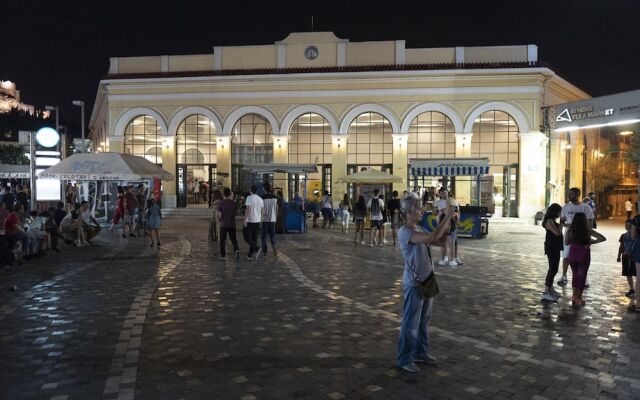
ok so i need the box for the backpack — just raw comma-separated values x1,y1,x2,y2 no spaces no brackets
370,197,380,215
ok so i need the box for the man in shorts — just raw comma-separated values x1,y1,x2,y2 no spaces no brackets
367,188,385,247
558,187,594,287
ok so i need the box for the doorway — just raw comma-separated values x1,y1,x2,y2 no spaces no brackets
502,164,519,217
176,164,217,208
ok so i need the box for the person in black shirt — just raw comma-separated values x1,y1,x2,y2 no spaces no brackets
15,185,29,212
387,191,402,246
53,201,67,227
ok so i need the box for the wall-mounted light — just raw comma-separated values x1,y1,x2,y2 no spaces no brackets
336,137,342,148
162,138,171,150
276,138,282,149
218,138,225,149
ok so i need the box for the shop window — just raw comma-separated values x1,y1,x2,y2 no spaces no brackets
124,115,162,164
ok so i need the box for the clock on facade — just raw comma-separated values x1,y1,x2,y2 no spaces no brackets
304,46,319,60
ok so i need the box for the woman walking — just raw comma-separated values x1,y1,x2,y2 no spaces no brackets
379,194,389,245
387,191,401,246
352,195,367,245
542,203,563,301
397,195,455,373
339,194,351,233
565,212,605,307
209,189,223,241
145,198,162,247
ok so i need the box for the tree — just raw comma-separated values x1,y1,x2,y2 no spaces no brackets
0,144,28,165
587,155,621,192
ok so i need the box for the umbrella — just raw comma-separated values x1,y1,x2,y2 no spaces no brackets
38,152,173,181
336,168,404,184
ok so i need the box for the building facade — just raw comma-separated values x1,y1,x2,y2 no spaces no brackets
89,32,590,217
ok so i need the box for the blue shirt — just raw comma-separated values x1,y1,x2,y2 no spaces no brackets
398,226,433,286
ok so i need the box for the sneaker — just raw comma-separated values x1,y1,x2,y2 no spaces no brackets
557,276,568,287
415,354,438,365
399,363,420,373
368,243,374,247
361,241,366,246
245,255,253,260
448,261,458,267
74,239,81,247
542,292,557,302
217,255,226,260
549,289,562,298
454,258,464,265
383,239,389,244
437,260,448,266
584,279,591,288
625,289,636,298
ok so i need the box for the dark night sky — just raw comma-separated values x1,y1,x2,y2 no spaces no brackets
2,0,640,135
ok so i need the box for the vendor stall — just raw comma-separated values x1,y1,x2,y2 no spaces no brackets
39,153,173,221
410,158,492,238
242,163,317,233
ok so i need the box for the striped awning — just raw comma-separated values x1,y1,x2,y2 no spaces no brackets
0,164,30,178
410,158,490,177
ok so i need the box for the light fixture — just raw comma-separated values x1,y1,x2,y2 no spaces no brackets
218,138,225,149
162,139,170,150
336,137,342,148
276,138,282,149
619,130,634,136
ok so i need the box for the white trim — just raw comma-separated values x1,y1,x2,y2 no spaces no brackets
337,42,346,66
110,85,543,103
455,47,465,64
167,107,223,136
101,67,556,84
339,104,400,134
395,40,406,65
280,105,339,135
109,57,119,74
222,106,280,136
527,45,538,63
213,47,222,70
112,107,168,137
463,101,531,133
161,55,169,72
400,103,464,134
277,44,286,68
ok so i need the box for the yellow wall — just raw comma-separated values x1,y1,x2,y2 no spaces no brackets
346,42,396,66
169,54,213,71
118,57,162,73
285,43,337,68
221,45,277,69
465,46,528,63
406,48,456,64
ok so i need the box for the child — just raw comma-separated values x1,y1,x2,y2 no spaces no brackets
565,212,606,307
617,219,636,298
145,198,162,247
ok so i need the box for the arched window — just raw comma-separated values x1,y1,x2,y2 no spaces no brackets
407,111,455,159
347,112,393,166
176,114,217,164
124,115,162,164
471,110,520,217
288,113,332,164
231,114,273,192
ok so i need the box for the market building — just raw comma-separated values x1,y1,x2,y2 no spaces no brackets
88,32,592,218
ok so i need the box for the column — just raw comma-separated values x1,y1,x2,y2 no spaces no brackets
392,133,408,193
216,136,232,188
272,134,289,198
568,130,584,192
107,136,125,153
161,136,176,208
518,131,548,218
548,137,565,205
331,134,347,201
455,133,473,205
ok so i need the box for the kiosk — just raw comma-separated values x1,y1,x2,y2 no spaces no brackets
242,163,318,233
410,158,492,239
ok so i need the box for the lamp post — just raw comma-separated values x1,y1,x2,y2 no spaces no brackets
72,100,85,152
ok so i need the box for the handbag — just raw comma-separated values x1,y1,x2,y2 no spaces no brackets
417,271,440,298
414,238,440,298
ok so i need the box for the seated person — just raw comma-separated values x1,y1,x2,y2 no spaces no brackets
25,210,49,256
79,201,101,242
5,204,28,256
59,210,88,247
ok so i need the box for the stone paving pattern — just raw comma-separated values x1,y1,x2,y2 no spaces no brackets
1,218,639,400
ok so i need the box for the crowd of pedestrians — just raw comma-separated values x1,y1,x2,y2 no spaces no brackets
108,184,162,247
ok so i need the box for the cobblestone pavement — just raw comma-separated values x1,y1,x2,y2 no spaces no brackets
1,218,639,400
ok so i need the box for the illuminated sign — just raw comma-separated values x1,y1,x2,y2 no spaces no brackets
35,127,60,148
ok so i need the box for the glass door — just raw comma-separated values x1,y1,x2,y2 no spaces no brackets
502,164,519,217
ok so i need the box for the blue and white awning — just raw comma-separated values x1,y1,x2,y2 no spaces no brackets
410,158,491,177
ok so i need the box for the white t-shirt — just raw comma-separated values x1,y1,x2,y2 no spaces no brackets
625,200,633,212
367,198,385,220
245,194,264,223
80,209,93,225
320,195,332,209
561,202,593,225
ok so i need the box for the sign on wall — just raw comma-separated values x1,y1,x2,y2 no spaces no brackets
545,89,640,132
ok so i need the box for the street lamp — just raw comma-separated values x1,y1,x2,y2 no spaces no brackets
72,100,85,152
